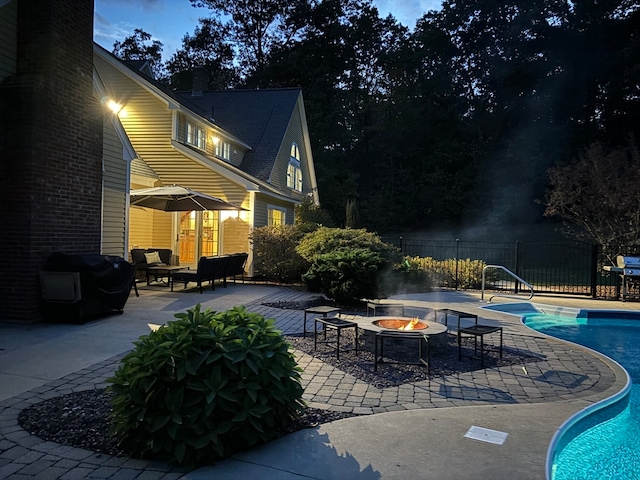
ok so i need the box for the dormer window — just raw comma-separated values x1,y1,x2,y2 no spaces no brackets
187,122,206,150
215,139,230,160
287,143,302,192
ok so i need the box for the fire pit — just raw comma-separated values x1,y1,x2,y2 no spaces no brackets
372,317,428,331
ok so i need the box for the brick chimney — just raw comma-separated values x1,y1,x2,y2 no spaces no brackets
0,0,102,322
192,67,209,97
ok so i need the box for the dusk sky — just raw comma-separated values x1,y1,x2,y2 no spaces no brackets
93,0,443,61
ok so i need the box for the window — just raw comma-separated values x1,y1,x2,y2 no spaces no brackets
215,140,230,160
187,122,205,150
268,207,285,225
287,143,302,192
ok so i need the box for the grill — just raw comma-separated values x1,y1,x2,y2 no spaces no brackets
604,256,640,301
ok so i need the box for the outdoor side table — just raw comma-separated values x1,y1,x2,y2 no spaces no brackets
458,324,503,367
366,301,405,317
303,305,340,337
314,317,358,360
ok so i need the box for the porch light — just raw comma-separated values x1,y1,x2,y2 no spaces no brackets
211,135,220,145
106,98,126,117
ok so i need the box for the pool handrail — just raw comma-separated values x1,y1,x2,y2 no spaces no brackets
482,264,534,301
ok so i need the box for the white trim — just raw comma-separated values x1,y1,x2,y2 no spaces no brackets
171,139,258,190
297,93,320,204
93,44,252,150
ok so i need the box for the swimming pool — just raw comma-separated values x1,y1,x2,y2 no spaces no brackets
522,311,639,480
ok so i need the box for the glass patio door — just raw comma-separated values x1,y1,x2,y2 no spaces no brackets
178,211,219,265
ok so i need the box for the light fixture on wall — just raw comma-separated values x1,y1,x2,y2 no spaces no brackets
211,136,220,145
103,97,126,117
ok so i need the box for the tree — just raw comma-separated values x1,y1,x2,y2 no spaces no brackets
190,0,293,85
165,18,239,90
112,29,165,79
543,135,640,257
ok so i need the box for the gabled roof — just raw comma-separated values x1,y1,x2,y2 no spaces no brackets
93,43,306,200
174,88,301,182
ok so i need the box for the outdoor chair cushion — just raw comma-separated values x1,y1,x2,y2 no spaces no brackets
144,251,162,266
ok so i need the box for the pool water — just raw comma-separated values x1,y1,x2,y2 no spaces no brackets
524,314,640,480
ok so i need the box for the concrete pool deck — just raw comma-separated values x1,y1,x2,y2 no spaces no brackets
0,285,634,479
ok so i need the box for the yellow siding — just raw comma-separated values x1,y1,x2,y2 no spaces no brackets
177,113,247,169
254,194,295,227
0,0,17,79
128,207,154,256
151,210,172,248
102,116,128,256
222,217,250,255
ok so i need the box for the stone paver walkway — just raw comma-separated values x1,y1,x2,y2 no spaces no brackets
0,286,628,479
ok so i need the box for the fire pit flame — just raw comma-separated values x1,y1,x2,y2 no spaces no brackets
400,317,420,330
372,317,428,331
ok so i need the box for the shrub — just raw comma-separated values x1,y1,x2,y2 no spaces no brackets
250,224,309,282
296,227,402,264
301,248,386,303
377,257,434,296
407,256,493,289
108,305,304,468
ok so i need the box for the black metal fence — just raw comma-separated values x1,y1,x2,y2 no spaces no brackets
382,236,622,299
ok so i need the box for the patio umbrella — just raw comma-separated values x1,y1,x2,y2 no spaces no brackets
130,185,244,211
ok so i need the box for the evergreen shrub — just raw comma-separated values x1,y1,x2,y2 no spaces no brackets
250,224,309,282
108,305,304,468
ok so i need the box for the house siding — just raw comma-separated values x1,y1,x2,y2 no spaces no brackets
176,113,246,168
222,217,250,255
268,95,312,196
102,116,128,256
254,195,295,227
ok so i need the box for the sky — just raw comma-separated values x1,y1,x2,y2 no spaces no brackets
93,0,443,61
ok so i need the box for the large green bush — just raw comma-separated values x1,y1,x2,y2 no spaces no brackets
296,227,402,264
250,224,309,282
108,305,304,468
301,248,386,302
296,228,403,302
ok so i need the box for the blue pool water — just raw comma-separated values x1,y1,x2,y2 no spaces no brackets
523,313,640,480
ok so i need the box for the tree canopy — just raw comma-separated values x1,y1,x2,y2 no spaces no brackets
112,0,640,243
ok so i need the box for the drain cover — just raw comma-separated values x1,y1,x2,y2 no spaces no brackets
464,426,508,445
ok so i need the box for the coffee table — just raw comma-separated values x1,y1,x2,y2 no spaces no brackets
146,265,188,286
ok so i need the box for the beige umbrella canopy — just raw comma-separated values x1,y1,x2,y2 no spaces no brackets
130,185,244,211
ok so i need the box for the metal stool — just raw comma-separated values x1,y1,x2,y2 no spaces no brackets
314,317,358,359
457,323,503,367
304,305,341,337
366,301,405,317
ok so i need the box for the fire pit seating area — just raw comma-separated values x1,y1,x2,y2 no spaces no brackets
310,303,503,370
312,304,448,371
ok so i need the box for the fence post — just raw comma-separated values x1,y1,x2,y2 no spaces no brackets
514,241,520,294
455,239,459,290
399,236,403,254
590,244,600,299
